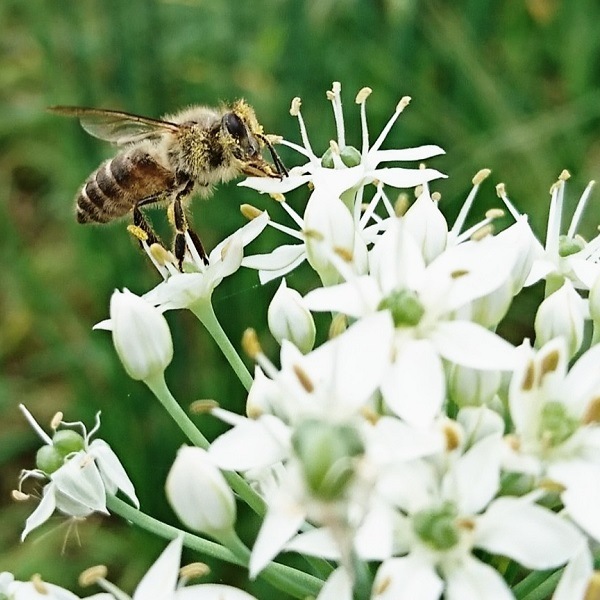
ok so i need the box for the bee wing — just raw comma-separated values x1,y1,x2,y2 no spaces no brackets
48,106,180,145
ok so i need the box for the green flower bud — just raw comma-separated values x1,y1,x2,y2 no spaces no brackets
378,289,425,327
413,502,460,551
321,145,362,169
540,401,578,447
558,235,585,258
52,430,85,457
36,444,64,474
292,420,364,501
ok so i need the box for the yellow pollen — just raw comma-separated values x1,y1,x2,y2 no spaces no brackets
290,97,302,116
521,360,536,391
180,562,210,580
584,571,600,600
396,96,411,112
240,204,263,220
582,397,600,425
189,399,220,414
50,411,63,430
79,565,108,587
442,420,462,451
167,203,175,226
242,328,262,359
127,224,148,242
333,246,353,262
472,168,491,185
540,349,560,377
355,87,372,103
495,182,506,198
293,364,314,393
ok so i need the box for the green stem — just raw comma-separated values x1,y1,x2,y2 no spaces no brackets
189,298,253,391
513,568,558,599
144,372,265,516
107,497,323,599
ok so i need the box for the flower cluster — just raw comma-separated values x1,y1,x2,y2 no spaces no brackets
12,83,600,600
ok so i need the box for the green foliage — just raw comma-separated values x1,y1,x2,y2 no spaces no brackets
1,0,600,596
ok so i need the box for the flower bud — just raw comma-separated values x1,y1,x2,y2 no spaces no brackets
267,279,316,353
166,446,236,539
534,281,585,358
448,363,501,407
109,289,173,381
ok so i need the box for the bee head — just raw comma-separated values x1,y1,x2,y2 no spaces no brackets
222,111,261,160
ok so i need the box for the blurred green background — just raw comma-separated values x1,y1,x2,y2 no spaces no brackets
1,0,599,596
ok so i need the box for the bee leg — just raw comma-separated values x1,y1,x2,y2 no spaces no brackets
257,134,288,177
132,205,162,247
171,195,208,270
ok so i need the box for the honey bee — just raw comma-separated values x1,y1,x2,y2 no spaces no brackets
49,101,287,265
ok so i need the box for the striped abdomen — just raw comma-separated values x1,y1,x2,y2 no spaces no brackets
76,147,175,224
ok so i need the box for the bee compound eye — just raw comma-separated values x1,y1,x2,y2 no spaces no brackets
223,112,247,140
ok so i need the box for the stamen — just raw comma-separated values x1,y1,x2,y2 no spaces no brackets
149,243,174,267
370,96,411,154
31,574,48,594
290,97,301,116
442,420,462,451
270,193,286,202
546,176,565,259
329,313,348,339
189,399,220,414
12,489,29,501
559,169,571,182
242,328,262,359
327,82,346,148
485,208,505,220
472,168,491,186
180,562,210,582
567,180,595,239
79,565,108,587
50,412,64,430
293,364,315,393
450,170,488,239
240,204,264,220
431,191,441,202
373,576,392,595
470,224,494,241
355,87,372,104
394,193,410,217
278,198,305,229
495,183,521,221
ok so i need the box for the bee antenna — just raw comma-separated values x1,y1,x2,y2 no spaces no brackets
257,134,288,178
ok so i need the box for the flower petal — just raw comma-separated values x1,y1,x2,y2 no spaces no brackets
21,483,57,541
444,555,513,600
133,536,182,600
372,556,444,600
374,167,446,189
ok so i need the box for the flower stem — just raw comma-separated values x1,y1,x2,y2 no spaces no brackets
144,372,265,516
513,568,560,599
107,496,323,599
190,298,253,391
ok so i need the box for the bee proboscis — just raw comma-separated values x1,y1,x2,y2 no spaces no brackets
50,101,287,265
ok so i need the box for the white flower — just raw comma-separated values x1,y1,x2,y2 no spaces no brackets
267,279,316,353
553,544,595,600
143,211,269,311
304,218,517,426
505,338,600,541
16,406,138,541
499,172,600,290
95,289,173,382
165,446,236,540
81,536,259,600
369,435,582,600
0,572,81,600
241,83,446,284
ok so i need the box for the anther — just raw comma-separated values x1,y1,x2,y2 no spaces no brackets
50,412,63,430
79,565,108,587
293,364,314,393
394,193,409,216
396,96,411,112
189,399,220,414
355,87,372,104
472,168,491,185
329,313,347,339
485,208,505,219
470,224,494,241
240,204,263,220
180,562,210,581
12,490,29,501
242,328,262,359
290,97,302,116
269,193,286,203
442,420,462,451
495,183,506,198
31,574,48,594
149,243,174,266
431,191,441,202
559,169,571,182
